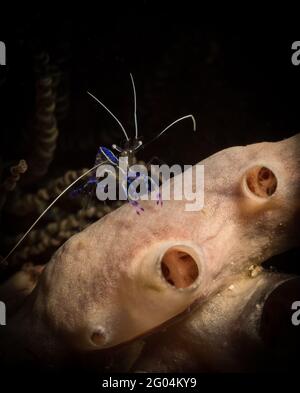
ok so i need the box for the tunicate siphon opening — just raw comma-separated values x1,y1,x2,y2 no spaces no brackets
90,327,106,346
245,166,277,198
161,248,199,289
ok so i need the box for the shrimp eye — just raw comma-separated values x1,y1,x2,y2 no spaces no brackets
133,139,142,150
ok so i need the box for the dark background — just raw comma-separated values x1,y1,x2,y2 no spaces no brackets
1,9,299,167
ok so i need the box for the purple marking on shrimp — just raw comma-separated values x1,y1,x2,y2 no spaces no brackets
129,200,144,215
156,192,163,206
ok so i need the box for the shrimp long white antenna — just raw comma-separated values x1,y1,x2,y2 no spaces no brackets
0,161,108,266
130,73,138,139
140,114,197,151
87,91,129,141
